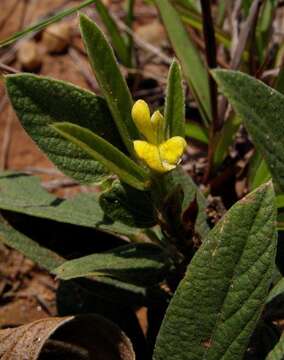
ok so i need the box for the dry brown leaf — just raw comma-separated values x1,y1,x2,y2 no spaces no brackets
0,314,135,360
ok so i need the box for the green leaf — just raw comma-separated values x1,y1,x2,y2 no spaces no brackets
155,0,211,125
52,122,150,190
6,74,125,184
275,66,284,94
212,70,284,192
54,243,170,286
0,215,64,271
0,0,97,48
266,334,284,360
276,195,284,209
175,3,232,52
185,121,209,144
154,182,277,360
174,0,200,12
0,209,157,305
255,0,277,64
213,115,241,168
266,277,284,305
249,153,271,191
165,59,185,138
94,0,131,67
99,180,157,228
79,14,139,156
0,172,141,237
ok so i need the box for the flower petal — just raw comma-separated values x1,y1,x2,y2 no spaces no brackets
134,140,168,173
159,136,187,165
131,100,154,143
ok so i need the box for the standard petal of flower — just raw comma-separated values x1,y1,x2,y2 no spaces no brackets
133,140,167,173
159,136,187,165
131,100,155,143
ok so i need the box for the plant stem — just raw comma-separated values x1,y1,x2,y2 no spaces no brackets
200,0,219,182
200,0,218,131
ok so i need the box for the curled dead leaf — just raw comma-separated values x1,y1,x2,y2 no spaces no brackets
0,314,135,360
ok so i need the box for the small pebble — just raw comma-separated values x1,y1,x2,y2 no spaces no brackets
18,40,42,71
42,23,71,53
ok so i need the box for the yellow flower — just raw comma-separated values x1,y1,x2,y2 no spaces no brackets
132,100,186,173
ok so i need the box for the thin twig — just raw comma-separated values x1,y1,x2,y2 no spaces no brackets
21,166,62,175
219,0,263,121
0,62,19,74
231,0,263,70
186,29,229,69
106,11,172,65
125,67,167,84
1,103,13,170
42,178,78,191
230,0,242,58
0,0,19,33
68,47,99,91
0,0,78,66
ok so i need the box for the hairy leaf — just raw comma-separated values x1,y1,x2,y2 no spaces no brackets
212,70,284,192
0,215,64,271
165,59,185,138
52,122,150,190
0,172,141,237
154,182,276,360
80,14,139,156
54,243,170,286
6,74,125,183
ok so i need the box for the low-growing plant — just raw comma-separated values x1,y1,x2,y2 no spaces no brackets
1,2,284,360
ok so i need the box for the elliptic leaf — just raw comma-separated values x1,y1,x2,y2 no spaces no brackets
165,59,185,138
154,182,277,360
0,215,64,271
6,74,125,184
52,122,150,190
80,14,139,156
0,172,141,237
54,243,171,286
